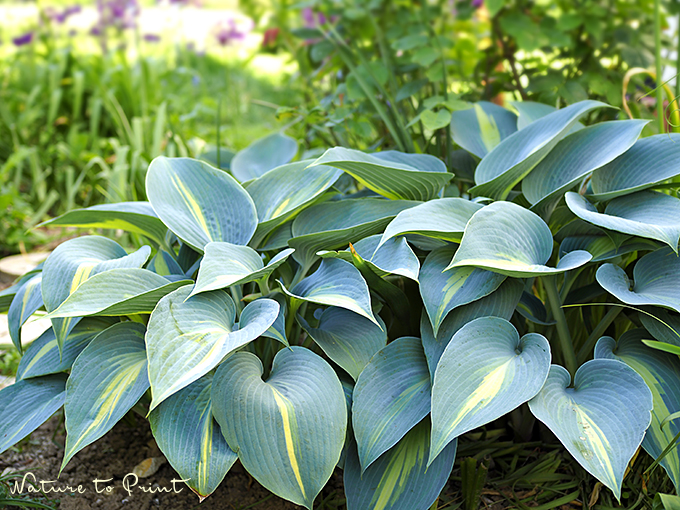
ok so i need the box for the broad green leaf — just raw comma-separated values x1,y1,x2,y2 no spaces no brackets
230,132,298,182
245,160,342,246
191,242,294,297
528,359,653,500
319,234,420,281
211,347,346,509
41,236,150,351
0,374,67,455
656,493,680,510
450,102,517,158
261,295,289,346
147,286,279,410
470,100,609,200
8,274,42,353
597,247,680,314
642,340,680,355
420,246,506,335
522,120,647,212
146,156,258,251
512,101,557,129
566,191,680,252
559,233,660,263
344,420,456,510
16,318,117,380
589,134,680,200
639,309,680,347
421,109,451,131
298,307,387,381
596,331,680,492
280,258,379,326
430,317,550,464
62,322,150,471
39,202,168,247
309,147,452,201
352,336,431,471
149,374,238,500
199,147,235,170
378,198,483,247
44,268,190,318
420,278,524,379
338,378,354,470
446,201,592,277
289,198,418,269
148,249,184,277
517,291,555,325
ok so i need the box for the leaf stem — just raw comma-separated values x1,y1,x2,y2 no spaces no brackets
577,306,622,364
655,0,664,134
543,275,577,377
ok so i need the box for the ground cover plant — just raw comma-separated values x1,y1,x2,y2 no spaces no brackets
2,97,680,509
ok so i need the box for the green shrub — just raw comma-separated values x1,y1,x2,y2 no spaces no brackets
2,99,680,508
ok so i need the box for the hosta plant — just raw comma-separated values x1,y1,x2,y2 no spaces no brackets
3,98,680,508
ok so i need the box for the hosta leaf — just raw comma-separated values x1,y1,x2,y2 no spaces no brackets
298,307,387,381
39,202,168,247
378,198,483,247
559,233,659,263
309,147,451,201
446,201,592,277
211,347,346,509
41,236,150,351
62,322,150,471
146,156,258,251
528,359,653,500
44,268,190,318
450,102,517,158
8,274,42,353
230,132,298,182
319,235,420,281
420,278,524,379
246,160,341,246
522,120,647,211
639,309,680,347
0,374,67,455
147,286,279,410
280,258,379,326
191,242,294,297
148,249,184,276
338,379,354,470
596,331,680,492
430,317,550,464
344,420,456,510
149,374,238,500
352,336,431,471
512,101,557,129
471,100,609,200
261,295,288,346
17,318,117,380
517,291,555,325
589,134,680,200
566,191,680,252
420,246,506,335
289,197,418,269
597,247,680,313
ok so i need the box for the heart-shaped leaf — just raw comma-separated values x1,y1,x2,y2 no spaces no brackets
528,359,653,500
62,322,150,471
421,109,451,131
344,420,457,510
149,373,238,500
147,286,279,410
298,307,387,381
596,330,680,492
309,147,452,201
639,309,680,347
8,274,42,353
420,246,506,335
280,258,379,326
352,336,431,471
451,102,517,158
230,132,298,182
0,374,67,455
211,347,346,509
430,317,551,464
191,242,294,297
146,156,258,251
446,201,592,277
597,247,680,313
566,191,680,252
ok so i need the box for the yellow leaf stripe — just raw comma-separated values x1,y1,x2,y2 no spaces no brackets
474,104,501,154
171,175,213,241
69,262,97,294
271,388,306,500
572,406,617,488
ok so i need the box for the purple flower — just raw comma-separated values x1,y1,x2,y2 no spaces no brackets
143,33,161,42
12,32,34,46
472,0,483,7
96,0,140,31
302,7,331,27
213,18,248,46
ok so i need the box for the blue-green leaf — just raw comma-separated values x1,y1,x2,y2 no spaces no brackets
8,274,42,353
146,156,258,251
211,347,346,509
528,359,653,500
231,132,298,182
511,101,557,129
430,317,550,464
639,309,680,347
450,102,517,158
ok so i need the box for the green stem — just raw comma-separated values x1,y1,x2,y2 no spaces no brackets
677,12,680,100
543,275,577,377
257,278,270,296
655,0,664,134
577,306,622,364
